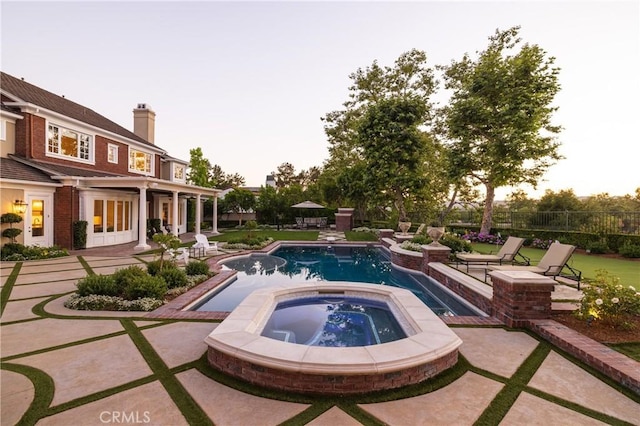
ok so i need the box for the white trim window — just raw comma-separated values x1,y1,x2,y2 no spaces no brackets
129,148,153,175
107,144,119,164
47,123,93,162
174,164,185,182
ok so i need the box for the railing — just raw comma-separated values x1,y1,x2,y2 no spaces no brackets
445,211,640,235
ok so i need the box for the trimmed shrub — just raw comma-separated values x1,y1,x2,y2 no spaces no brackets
146,259,177,276
1,242,24,259
159,267,188,289
112,266,148,293
185,260,210,276
440,234,472,254
123,275,168,300
619,243,640,259
410,235,430,245
586,241,609,254
76,274,119,297
64,294,163,311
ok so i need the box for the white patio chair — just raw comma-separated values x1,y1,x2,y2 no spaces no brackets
193,234,219,254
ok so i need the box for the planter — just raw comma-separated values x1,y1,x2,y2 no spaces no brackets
427,226,445,246
398,221,412,236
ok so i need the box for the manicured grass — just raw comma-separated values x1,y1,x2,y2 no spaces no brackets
470,243,640,285
608,342,640,361
211,229,319,241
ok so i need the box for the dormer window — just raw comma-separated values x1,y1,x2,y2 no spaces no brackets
47,123,93,162
174,164,185,181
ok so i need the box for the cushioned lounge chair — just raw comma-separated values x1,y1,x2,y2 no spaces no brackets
486,242,582,288
456,236,529,272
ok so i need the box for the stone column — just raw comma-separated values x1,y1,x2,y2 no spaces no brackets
134,185,151,251
212,196,218,234
490,271,556,328
195,194,202,235
421,244,451,276
172,191,179,236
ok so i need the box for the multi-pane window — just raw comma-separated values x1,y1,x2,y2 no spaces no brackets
93,199,132,233
174,164,185,181
108,144,118,163
47,124,92,161
129,149,152,174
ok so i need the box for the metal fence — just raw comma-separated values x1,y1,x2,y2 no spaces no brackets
446,211,640,235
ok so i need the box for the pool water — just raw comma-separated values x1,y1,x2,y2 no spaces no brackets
195,245,479,315
261,297,407,347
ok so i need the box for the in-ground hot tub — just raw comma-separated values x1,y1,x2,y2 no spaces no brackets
204,282,463,395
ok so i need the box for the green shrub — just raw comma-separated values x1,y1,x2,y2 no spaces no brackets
440,234,472,253
619,242,640,258
575,270,640,329
410,235,430,245
146,259,177,276
1,242,24,259
185,260,210,276
587,241,609,254
2,227,22,243
64,294,163,311
112,266,148,293
76,274,119,297
159,267,188,289
123,275,168,300
73,220,88,249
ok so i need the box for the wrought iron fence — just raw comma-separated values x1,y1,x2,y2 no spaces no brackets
446,211,640,235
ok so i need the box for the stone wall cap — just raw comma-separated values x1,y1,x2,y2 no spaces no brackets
421,244,451,252
489,270,556,283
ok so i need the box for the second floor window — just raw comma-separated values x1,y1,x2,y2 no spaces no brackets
174,164,185,181
107,144,118,163
48,124,92,161
129,149,152,174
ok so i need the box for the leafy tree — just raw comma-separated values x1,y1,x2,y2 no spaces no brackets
439,26,562,234
187,147,213,187
255,185,287,226
223,188,256,226
271,162,299,189
356,96,430,222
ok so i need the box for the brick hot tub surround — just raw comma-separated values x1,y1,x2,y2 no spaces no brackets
205,282,462,395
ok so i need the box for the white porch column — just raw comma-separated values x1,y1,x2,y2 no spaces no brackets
195,194,202,235
212,195,218,234
134,185,150,251
172,191,179,236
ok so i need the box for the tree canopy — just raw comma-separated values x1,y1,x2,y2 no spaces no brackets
439,26,562,233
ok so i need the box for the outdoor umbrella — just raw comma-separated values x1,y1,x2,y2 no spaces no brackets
291,200,325,209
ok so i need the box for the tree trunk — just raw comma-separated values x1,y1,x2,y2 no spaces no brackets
480,184,495,234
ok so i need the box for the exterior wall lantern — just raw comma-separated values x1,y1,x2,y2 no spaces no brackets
13,200,28,215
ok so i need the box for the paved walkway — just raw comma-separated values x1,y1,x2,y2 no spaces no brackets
1,240,639,425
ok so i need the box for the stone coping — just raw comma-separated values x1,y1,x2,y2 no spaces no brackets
428,263,493,300
205,282,462,375
389,244,423,257
490,270,557,284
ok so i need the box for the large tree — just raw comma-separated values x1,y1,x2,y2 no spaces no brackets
322,49,449,222
439,26,562,234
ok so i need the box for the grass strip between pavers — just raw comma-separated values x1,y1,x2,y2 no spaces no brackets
76,256,94,276
120,319,213,425
1,262,22,316
2,362,54,426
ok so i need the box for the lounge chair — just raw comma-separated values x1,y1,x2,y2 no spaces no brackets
486,242,582,288
456,236,529,272
169,247,189,264
193,234,219,254
295,217,306,229
415,223,426,235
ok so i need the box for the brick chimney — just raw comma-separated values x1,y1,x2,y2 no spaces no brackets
133,103,155,144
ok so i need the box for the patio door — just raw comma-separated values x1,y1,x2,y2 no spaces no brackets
24,194,53,247
160,198,186,234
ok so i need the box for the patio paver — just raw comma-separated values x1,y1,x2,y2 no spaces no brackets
36,381,188,426
142,321,217,368
306,406,362,426
1,369,35,426
500,391,609,425
15,269,88,285
176,369,310,426
1,297,49,323
527,351,640,424
13,334,153,406
8,280,78,299
359,372,503,425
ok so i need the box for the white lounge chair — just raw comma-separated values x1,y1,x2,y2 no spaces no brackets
192,234,219,255
486,242,582,287
169,247,189,264
456,236,529,272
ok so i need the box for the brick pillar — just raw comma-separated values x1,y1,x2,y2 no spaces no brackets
334,208,354,232
379,229,394,239
490,271,556,328
421,244,451,275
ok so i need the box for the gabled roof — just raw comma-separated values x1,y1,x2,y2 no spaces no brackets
0,71,159,150
0,156,60,184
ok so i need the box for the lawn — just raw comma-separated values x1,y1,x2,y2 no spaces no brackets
211,229,320,242
470,243,640,285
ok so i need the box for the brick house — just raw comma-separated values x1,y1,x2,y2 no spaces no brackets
0,71,220,250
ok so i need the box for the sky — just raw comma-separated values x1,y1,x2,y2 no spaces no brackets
2,1,639,200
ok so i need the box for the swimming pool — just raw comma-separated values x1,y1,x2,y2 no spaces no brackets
194,245,482,316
